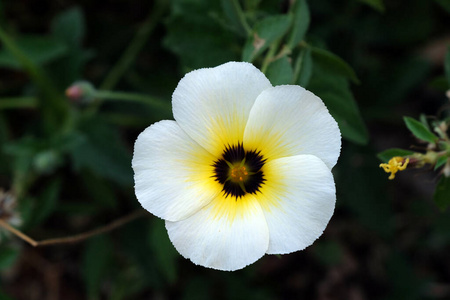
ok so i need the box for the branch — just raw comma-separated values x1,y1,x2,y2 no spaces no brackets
0,209,148,247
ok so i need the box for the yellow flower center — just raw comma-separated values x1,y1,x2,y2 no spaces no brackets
379,156,409,180
230,165,249,183
212,144,265,198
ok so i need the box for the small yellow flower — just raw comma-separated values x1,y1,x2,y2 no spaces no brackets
380,157,410,180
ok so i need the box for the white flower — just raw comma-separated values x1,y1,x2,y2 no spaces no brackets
132,62,341,271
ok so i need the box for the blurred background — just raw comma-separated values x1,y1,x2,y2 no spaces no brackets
0,0,450,299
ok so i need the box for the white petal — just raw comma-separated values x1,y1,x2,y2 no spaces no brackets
166,194,269,271
132,120,222,222
172,61,272,157
258,155,336,254
244,85,341,169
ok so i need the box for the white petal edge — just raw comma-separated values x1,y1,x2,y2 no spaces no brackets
244,85,341,169
258,154,336,254
132,120,221,222
165,195,269,271
172,61,272,157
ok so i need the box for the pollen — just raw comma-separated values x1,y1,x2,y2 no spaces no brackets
379,156,409,180
212,143,265,198
230,166,249,182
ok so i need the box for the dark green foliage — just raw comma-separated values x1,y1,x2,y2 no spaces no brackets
265,56,293,85
434,176,450,211
164,0,240,69
287,0,310,49
0,36,67,70
446,46,450,87
377,148,415,163
403,117,439,143
294,47,313,87
242,14,292,62
308,64,368,145
68,118,133,186
0,246,19,270
0,0,449,299
83,235,114,299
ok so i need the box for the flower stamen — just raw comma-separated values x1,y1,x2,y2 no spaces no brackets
380,156,410,180
230,165,249,182
212,144,265,198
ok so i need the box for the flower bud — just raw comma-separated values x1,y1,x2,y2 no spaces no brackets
65,81,96,104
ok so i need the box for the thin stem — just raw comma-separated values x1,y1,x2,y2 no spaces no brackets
100,0,167,91
0,26,69,133
0,97,37,109
292,46,307,84
0,210,147,247
0,27,57,98
0,219,38,246
94,90,170,110
261,39,281,74
230,0,252,36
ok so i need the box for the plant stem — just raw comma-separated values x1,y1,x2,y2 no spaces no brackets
100,0,167,91
0,27,58,99
0,26,69,132
230,0,252,36
292,46,308,84
0,219,38,246
261,39,281,74
0,210,148,247
94,90,170,110
0,97,37,109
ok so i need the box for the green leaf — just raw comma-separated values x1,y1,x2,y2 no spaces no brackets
220,0,248,37
81,171,118,211
265,56,294,85
82,235,113,299
428,76,449,92
403,116,439,143
308,64,368,144
32,179,61,226
120,220,161,288
0,114,10,173
435,156,448,171
0,35,67,70
0,290,15,300
419,114,431,131
242,15,292,62
0,247,20,270
356,0,385,12
50,6,89,87
434,176,450,211
434,0,450,14
69,118,133,186
164,0,239,69
287,0,310,49
377,148,415,163
0,29,69,133
149,219,179,284
311,46,360,84
293,47,313,87
445,46,450,87
51,7,85,46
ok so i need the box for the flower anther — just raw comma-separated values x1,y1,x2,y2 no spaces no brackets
380,156,409,180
